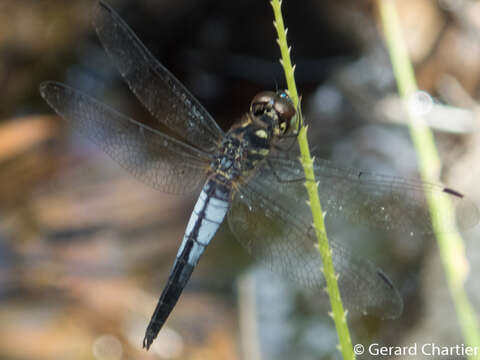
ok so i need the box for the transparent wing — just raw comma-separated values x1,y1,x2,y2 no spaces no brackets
40,81,210,195
267,156,479,234
228,165,403,318
93,1,225,152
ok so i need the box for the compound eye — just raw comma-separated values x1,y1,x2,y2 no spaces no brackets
250,91,276,116
273,97,296,130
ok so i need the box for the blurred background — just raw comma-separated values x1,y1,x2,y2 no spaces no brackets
1,0,480,359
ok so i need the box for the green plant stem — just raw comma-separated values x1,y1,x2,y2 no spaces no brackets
270,1,354,359
379,1,480,358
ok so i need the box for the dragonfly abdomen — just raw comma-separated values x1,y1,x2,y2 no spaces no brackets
143,179,230,349
179,179,230,265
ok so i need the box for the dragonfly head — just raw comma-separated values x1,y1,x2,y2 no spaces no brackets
250,91,296,136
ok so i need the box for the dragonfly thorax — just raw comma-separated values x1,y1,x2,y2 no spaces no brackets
210,129,262,184
209,91,295,185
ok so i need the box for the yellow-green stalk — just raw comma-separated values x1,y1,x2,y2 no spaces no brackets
378,1,480,358
270,1,354,359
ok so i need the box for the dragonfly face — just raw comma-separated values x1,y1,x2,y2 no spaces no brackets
249,91,296,137
39,0,479,352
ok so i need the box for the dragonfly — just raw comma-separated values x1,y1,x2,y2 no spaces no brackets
40,1,479,350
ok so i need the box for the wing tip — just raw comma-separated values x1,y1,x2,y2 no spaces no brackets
39,81,52,96
97,0,112,13
443,187,464,198
39,81,71,105
39,81,58,105
92,0,114,31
